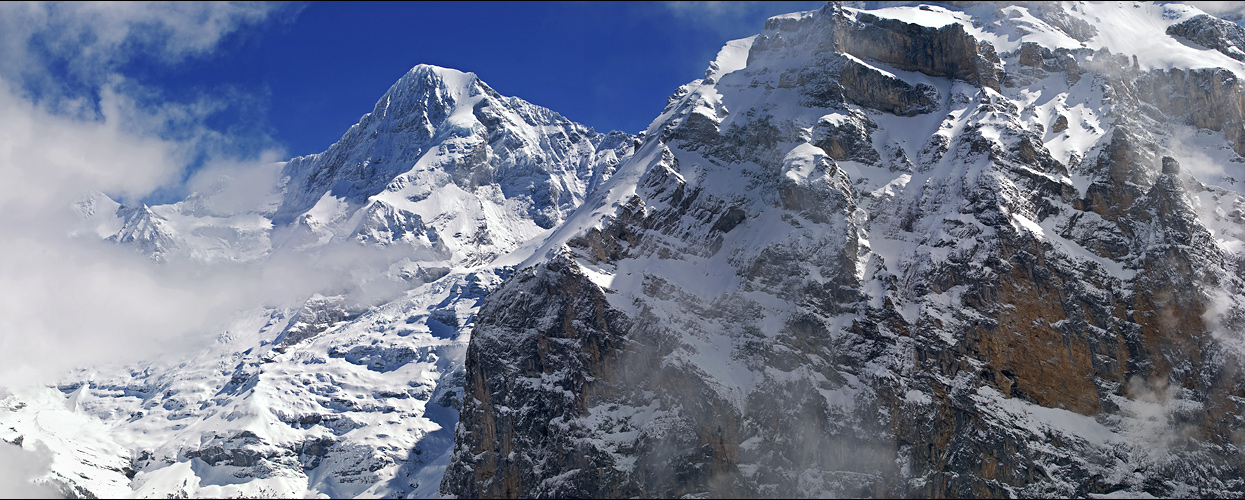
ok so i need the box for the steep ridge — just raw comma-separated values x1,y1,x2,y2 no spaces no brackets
0,66,633,497
443,2,1245,498
272,65,634,266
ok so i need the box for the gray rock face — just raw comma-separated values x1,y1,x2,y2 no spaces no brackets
441,255,637,498
751,3,1003,91
1132,67,1245,156
1168,14,1245,61
443,2,1245,498
813,109,880,163
782,54,941,116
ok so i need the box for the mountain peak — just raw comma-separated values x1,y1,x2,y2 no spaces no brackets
406,63,474,78
395,64,482,94
267,61,632,251
373,64,488,120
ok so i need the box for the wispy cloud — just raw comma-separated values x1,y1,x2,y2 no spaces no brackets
0,2,289,99
662,1,826,39
0,442,58,498
1185,1,1245,20
0,2,295,389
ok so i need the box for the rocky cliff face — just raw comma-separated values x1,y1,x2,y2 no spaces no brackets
1169,14,1245,62
443,2,1245,498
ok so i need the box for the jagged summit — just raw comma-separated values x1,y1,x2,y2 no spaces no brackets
83,62,634,265
404,62,476,78
265,61,633,266
273,63,504,224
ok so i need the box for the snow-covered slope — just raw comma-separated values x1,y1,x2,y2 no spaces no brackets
442,2,1245,497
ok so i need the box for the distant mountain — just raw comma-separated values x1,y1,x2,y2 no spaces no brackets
9,1,1245,498
1,64,632,498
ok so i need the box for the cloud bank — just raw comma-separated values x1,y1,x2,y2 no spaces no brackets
0,442,58,499
0,2,295,389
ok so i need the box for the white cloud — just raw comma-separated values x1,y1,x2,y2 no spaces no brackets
663,1,826,38
182,154,286,216
0,442,58,499
0,2,285,93
0,3,295,388
0,0,420,392
1186,1,1245,20
0,85,324,388
0,79,185,211
664,1,753,17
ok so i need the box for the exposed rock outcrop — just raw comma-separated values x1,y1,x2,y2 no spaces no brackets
1168,14,1245,61
750,3,1003,92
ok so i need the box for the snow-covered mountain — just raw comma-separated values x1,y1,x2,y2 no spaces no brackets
1,65,633,498
442,2,1245,498
9,1,1245,498
79,65,634,268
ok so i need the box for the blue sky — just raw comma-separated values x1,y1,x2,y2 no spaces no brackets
117,1,825,159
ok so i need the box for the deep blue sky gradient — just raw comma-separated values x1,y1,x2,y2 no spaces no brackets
120,1,824,159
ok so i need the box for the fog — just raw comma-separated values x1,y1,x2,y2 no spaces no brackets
0,2,298,492
0,442,58,499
